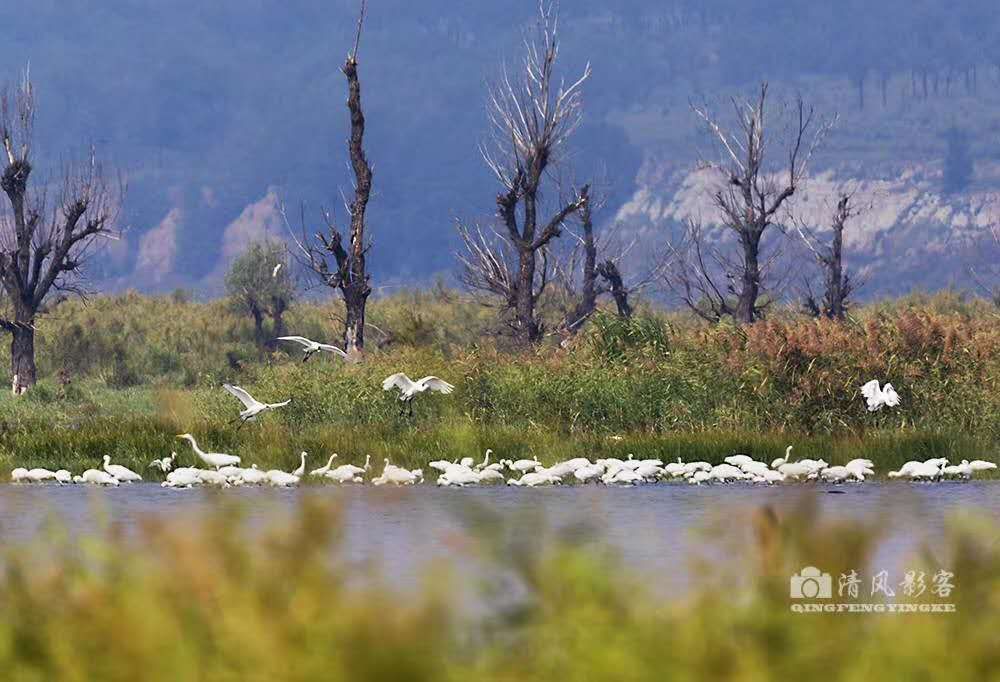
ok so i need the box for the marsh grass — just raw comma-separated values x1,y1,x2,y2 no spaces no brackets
1,495,999,680
0,291,995,474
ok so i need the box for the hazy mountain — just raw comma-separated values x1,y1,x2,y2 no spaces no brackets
5,1,1000,299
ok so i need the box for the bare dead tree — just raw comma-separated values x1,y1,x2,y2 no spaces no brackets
457,1,591,344
794,192,863,320
288,1,372,357
0,72,121,393
555,191,662,337
969,224,1000,306
666,84,833,324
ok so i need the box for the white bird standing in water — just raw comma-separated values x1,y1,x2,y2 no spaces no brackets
276,336,348,362
860,380,901,412
103,455,142,483
382,373,454,416
310,455,337,476
176,434,241,469
223,384,291,427
291,452,307,477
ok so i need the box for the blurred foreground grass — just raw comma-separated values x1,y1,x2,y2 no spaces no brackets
1,495,998,680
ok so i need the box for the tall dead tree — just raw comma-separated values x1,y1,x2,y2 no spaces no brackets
795,192,861,320
457,2,591,344
666,84,832,324
0,73,119,393
555,192,659,337
290,1,372,357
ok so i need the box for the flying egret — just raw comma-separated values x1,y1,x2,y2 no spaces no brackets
276,336,348,362
176,434,241,469
103,455,142,483
860,380,901,412
223,384,291,427
382,373,454,416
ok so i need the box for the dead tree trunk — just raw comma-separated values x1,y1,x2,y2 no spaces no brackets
561,186,598,333
9,304,35,394
797,193,858,320
596,260,632,318
339,52,373,353
288,2,373,358
0,72,119,393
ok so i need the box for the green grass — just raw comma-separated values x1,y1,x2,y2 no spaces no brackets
0,290,996,476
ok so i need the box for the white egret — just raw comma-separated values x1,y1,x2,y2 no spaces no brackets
74,469,119,486
266,469,300,487
223,384,291,427
276,336,348,362
969,460,997,473
163,468,201,488
272,263,282,278
508,457,541,474
149,453,176,472
861,380,901,412
25,468,57,483
310,455,337,476
176,434,241,469
103,456,142,483
291,452,307,477
771,446,795,469
240,465,269,485
54,469,73,484
10,467,29,483
574,463,604,483
372,458,422,485
382,373,454,416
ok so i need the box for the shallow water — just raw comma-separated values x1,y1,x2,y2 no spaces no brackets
1,481,997,594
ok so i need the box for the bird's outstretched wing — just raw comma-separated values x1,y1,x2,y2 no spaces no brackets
881,384,900,407
223,384,262,409
382,373,414,392
277,336,313,348
417,377,454,394
318,344,349,358
860,380,881,401
860,379,883,410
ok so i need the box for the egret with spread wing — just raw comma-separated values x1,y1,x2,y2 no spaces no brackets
382,373,454,416
860,379,901,412
277,336,349,362
223,384,291,427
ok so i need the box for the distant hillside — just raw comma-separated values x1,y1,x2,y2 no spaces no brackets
4,0,1000,298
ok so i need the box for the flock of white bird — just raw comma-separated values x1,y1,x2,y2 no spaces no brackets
7,369,997,489
9,444,998,489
